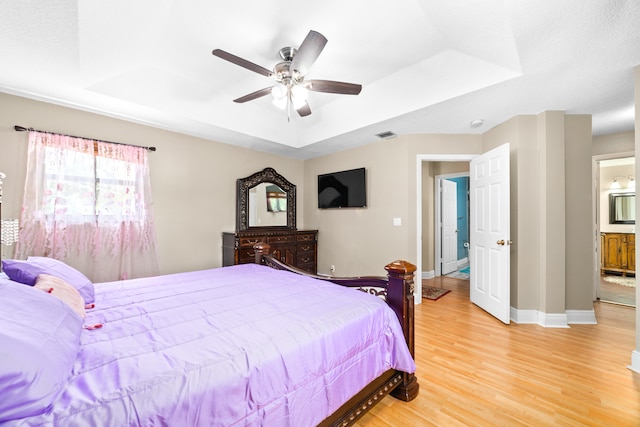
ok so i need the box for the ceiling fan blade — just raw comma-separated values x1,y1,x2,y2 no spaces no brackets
212,49,272,78
290,30,327,76
296,102,312,117
306,80,362,95
233,87,273,103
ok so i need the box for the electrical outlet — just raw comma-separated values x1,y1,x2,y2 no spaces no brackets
330,265,335,273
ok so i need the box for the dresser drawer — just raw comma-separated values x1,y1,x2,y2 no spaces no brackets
267,235,295,244
297,243,315,253
239,237,262,247
297,232,316,242
237,248,256,263
297,252,315,265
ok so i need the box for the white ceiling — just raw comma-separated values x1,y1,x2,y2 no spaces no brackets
1,0,639,159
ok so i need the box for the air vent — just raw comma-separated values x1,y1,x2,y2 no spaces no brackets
375,131,397,139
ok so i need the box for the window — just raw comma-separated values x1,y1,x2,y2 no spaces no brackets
39,144,148,222
16,131,159,281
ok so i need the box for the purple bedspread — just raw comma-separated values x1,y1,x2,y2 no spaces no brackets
6,264,415,426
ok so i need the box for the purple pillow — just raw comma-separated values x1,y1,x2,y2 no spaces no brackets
0,281,82,421
2,257,95,304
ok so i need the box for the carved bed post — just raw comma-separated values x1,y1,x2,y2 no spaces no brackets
385,260,419,402
254,242,271,264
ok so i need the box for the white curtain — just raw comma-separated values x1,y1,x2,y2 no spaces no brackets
15,131,160,282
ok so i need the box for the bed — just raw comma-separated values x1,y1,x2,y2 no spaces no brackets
0,244,418,426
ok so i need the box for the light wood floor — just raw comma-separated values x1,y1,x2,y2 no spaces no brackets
355,276,640,427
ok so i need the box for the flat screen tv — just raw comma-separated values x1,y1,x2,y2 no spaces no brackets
318,167,367,209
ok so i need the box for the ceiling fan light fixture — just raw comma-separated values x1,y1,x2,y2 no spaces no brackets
272,97,287,110
271,85,287,100
292,94,307,110
291,85,308,101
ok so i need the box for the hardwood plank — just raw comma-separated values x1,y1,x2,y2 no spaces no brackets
355,277,640,427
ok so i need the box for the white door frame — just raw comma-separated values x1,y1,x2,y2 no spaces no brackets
416,154,477,303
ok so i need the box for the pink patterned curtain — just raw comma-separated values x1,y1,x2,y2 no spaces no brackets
16,131,160,282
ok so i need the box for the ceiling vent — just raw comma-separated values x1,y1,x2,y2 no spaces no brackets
375,131,397,139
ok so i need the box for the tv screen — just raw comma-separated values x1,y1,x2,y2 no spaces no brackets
318,167,367,209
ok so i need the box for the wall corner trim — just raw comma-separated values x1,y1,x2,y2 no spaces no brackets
510,308,573,328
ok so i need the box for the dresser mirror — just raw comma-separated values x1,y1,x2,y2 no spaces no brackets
609,192,635,224
236,167,296,231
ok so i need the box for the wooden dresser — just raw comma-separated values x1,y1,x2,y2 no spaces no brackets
223,229,318,274
601,232,635,276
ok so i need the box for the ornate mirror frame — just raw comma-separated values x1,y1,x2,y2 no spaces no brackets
236,167,296,231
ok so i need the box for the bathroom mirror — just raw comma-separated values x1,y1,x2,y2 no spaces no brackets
609,193,635,224
236,167,296,231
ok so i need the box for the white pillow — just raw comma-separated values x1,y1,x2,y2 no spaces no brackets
35,274,86,319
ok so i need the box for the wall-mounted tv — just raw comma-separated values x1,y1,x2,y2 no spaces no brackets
318,167,367,209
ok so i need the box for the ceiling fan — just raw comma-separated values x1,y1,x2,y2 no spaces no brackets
212,30,362,119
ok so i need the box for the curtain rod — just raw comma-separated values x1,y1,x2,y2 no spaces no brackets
13,125,157,152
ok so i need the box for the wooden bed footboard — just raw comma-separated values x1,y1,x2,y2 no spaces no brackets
254,243,419,426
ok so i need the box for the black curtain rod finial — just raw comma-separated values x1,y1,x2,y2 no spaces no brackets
13,125,157,152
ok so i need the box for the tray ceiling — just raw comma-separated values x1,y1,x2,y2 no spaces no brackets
1,0,639,159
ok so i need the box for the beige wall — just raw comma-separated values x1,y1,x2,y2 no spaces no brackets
421,162,435,273
564,115,596,312
302,136,411,277
303,134,482,277
0,91,605,321
593,131,634,155
0,92,304,277
482,116,537,309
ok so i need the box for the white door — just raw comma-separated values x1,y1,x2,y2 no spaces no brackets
441,179,458,275
470,143,511,324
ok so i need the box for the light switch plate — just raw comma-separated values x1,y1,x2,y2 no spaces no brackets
393,217,402,226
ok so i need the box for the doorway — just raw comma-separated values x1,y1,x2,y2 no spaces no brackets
415,154,475,302
416,144,511,325
595,155,636,307
436,174,470,278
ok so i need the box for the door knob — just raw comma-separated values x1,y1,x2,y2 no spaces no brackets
497,239,505,246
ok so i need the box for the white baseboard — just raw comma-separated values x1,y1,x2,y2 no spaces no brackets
422,270,435,279
510,308,538,324
510,308,596,327
629,350,640,374
566,310,597,324
456,257,469,268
